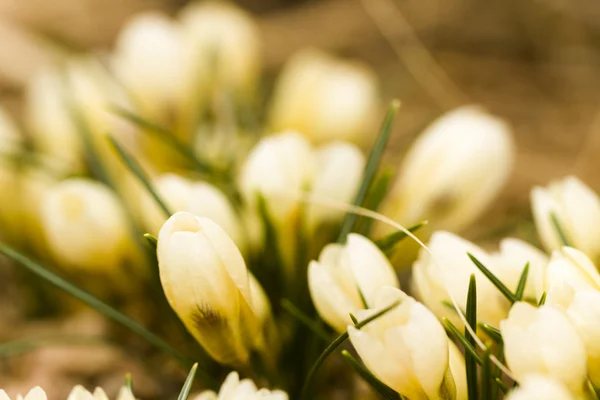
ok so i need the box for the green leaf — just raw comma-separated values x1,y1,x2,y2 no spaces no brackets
481,347,492,400
144,233,158,249
467,253,518,304
478,323,503,344
494,378,509,394
441,300,466,316
341,350,400,400
443,318,482,365
349,313,359,325
281,299,330,341
110,106,214,174
465,274,479,400
0,241,199,371
337,100,400,243
514,262,530,301
177,363,198,400
107,135,172,217
538,292,547,306
354,168,394,236
374,221,427,255
299,300,401,400
550,212,572,247
125,373,133,391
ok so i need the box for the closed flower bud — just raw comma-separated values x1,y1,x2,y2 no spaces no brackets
269,49,379,145
412,231,509,328
192,371,288,400
548,284,600,386
506,375,574,400
67,385,135,400
501,302,587,394
544,247,600,292
179,1,261,94
307,141,365,229
531,176,600,261
490,238,549,302
308,233,399,332
40,179,134,273
112,11,186,122
383,105,514,233
0,387,46,400
140,173,244,249
348,287,454,400
157,212,272,365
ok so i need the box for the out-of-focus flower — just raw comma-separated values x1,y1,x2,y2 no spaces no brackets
192,371,287,400
531,176,600,261
67,385,135,400
490,238,549,302
544,247,600,292
140,173,244,249
40,178,134,273
306,141,365,229
412,231,509,328
501,302,587,394
348,287,455,400
0,387,46,400
269,49,380,145
548,284,600,386
157,212,272,365
447,340,467,400
308,233,398,332
0,107,24,239
383,105,514,233
505,375,574,400
180,1,261,97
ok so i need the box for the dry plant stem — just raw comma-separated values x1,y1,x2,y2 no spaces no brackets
360,0,468,109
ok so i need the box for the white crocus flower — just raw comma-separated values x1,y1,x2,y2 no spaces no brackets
0,387,46,400
501,302,588,394
308,233,399,332
531,176,600,261
383,105,514,233
157,212,272,365
192,371,287,400
506,375,574,400
544,247,600,292
348,287,455,400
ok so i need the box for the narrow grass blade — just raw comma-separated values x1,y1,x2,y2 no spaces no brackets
514,262,530,301
481,347,492,400
125,373,133,391
0,242,195,369
110,106,214,174
349,313,359,325
177,363,199,400
465,274,479,400
107,135,172,217
478,323,503,344
495,378,509,394
144,233,158,249
467,253,518,303
337,100,400,242
374,221,427,255
550,212,571,247
281,299,330,341
441,300,466,316
443,319,482,365
538,292,547,306
354,169,393,236
341,350,400,400
299,301,400,400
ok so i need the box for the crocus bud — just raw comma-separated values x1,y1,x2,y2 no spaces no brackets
490,238,549,302
531,176,600,261
140,173,244,249
67,385,135,400
348,287,454,400
412,231,509,328
506,375,574,400
112,11,186,122
192,371,288,400
306,141,365,229
179,1,261,94
157,212,272,365
269,49,379,145
548,284,600,386
383,105,514,233
40,179,134,273
544,247,600,292
0,387,46,400
308,233,399,332
501,302,587,394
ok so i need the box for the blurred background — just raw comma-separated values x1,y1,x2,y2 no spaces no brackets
1,0,599,396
